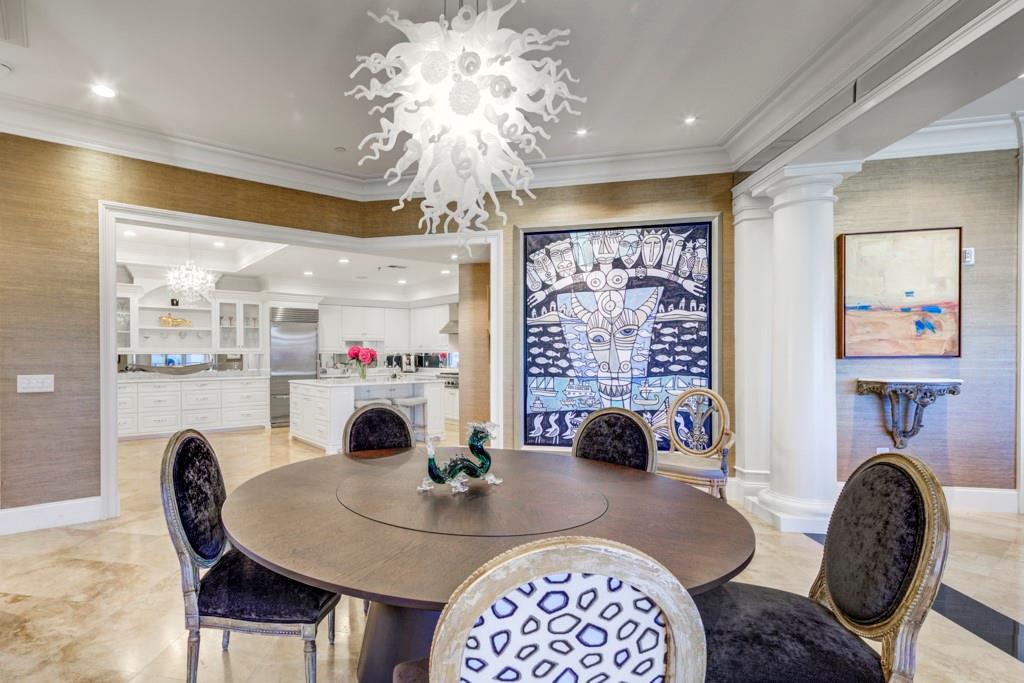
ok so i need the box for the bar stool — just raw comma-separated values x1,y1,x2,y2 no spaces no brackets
354,398,393,409
393,396,428,441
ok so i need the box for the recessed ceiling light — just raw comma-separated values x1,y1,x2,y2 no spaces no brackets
575,128,588,136
441,269,451,275
683,115,697,125
303,271,314,276
333,146,347,153
123,230,136,238
338,258,350,264
212,240,225,248
397,279,407,285
90,83,116,98
450,253,459,261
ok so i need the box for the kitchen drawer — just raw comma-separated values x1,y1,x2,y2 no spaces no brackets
117,394,138,412
292,384,311,398
222,406,266,426
117,383,138,396
117,413,137,435
138,382,182,395
139,393,181,412
222,388,268,407
182,409,221,429
182,380,220,391
181,390,220,409
310,419,329,443
221,378,269,391
139,412,181,433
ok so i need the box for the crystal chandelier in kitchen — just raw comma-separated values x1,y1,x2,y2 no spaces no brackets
166,233,216,304
347,0,584,234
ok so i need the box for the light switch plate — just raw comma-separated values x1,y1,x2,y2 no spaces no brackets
962,247,975,265
17,374,54,393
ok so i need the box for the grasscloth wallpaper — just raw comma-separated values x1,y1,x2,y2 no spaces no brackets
0,133,737,508
835,151,1019,488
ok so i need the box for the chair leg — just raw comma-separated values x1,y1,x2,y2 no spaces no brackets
327,609,336,645
304,638,317,683
187,629,200,683
221,630,230,650
719,483,728,502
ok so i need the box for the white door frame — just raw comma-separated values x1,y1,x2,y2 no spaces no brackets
512,212,722,449
99,201,504,519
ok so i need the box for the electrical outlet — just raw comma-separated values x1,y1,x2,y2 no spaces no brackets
962,247,975,266
17,374,54,393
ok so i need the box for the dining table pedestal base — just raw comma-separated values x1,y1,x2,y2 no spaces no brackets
357,602,440,683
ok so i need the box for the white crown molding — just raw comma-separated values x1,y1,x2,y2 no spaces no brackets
0,91,734,203
723,0,957,168
869,113,1020,160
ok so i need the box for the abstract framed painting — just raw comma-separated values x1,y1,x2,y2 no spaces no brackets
838,227,962,358
521,221,714,449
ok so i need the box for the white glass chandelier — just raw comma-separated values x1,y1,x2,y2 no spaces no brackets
347,0,584,234
166,233,216,304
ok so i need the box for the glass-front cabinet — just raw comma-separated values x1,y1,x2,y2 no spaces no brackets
216,298,263,351
116,295,133,352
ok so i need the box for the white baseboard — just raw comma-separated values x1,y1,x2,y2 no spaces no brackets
0,496,106,536
942,486,1019,513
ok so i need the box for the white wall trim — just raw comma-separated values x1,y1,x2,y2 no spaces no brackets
1015,110,1024,515
0,496,104,536
870,114,1020,160
943,486,1019,513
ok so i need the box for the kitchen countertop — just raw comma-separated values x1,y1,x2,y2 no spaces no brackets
290,377,443,388
117,371,270,383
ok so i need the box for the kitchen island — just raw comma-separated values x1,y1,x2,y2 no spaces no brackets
289,377,444,454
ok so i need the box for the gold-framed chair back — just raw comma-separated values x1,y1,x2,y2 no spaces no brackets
659,388,734,500
428,536,706,682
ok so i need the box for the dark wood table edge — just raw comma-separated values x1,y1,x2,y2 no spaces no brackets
223,450,757,610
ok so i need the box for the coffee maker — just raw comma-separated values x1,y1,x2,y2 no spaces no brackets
400,353,416,373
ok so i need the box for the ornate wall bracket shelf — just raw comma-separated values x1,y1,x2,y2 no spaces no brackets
856,378,962,449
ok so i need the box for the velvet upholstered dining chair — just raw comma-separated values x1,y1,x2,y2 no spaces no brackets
571,407,658,472
343,403,414,454
160,429,340,683
692,452,949,683
658,388,734,500
393,536,707,682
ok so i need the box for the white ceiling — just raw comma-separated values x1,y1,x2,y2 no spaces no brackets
115,225,481,298
0,0,943,197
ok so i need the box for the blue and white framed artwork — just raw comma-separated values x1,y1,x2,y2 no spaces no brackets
522,222,713,449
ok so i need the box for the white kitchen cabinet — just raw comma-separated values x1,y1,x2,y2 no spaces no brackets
118,376,269,438
410,304,450,350
384,308,410,351
443,387,459,421
215,297,263,352
319,305,344,352
341,306,386,341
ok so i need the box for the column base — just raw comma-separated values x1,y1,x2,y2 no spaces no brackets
744,488,835,533
732,467,770,500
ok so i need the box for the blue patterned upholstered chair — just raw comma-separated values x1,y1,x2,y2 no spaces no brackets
693,452,949,683
658,388,733,500
161,429,340,683
571,407,658,472
343,404,414,454
393,536,707,682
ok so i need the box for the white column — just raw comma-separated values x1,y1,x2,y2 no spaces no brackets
731,192,773,500
745,165,859,532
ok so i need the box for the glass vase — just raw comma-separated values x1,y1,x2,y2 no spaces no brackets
358,364,367,380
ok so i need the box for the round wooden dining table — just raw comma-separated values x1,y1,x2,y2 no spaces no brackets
222,446,756,683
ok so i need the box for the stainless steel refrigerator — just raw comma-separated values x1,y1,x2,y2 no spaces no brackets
269,307,318,427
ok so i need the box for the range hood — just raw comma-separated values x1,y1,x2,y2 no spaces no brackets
439,303,459,335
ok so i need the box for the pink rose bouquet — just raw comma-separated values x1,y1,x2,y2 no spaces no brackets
347,344,377,379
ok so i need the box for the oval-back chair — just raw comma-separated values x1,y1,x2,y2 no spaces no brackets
659,388,734,499
571,407,658,472
343,403,414,454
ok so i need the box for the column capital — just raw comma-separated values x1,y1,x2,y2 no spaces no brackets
732,192,772,228
752,161,862,212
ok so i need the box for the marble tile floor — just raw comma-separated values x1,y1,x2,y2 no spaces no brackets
0,426,1021,682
